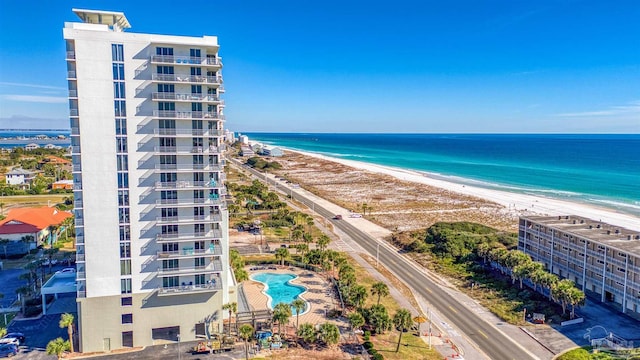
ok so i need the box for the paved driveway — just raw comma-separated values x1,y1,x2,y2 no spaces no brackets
9,313,71,350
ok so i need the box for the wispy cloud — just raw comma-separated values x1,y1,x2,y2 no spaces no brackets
0,82,66,91
2,94,68,104
555,100,640,117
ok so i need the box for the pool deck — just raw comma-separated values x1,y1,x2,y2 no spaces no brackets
243,266,345,328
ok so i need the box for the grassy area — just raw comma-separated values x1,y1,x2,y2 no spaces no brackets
0,194,69,210
558,346,640,360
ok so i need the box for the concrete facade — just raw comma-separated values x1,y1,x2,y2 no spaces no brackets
519,215,640,319
64,9,235,353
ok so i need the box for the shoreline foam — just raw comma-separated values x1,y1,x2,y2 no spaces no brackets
287,149,640,232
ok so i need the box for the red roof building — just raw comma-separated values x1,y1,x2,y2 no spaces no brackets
0,206,72,256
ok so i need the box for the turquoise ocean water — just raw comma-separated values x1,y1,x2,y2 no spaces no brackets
245,133,640,217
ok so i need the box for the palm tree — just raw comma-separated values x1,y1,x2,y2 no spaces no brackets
21,235,34,253
46,337,70,359
371,281,390,305
568,287,585,319
297,323,316,347
393,309,413,352
274,247,289,266
16,285,32,314
551,279,574,315
0,238,9,259
222,302,238,336
316,234,330,251
296,243,309,256
238,324,254,360
44,247,59,273
350,285,368,309
59,313,75,353
272,302,292,336
361,203,368,216
318,322,340,348
347,312,365,333
291,299,306,330
291,228,304,243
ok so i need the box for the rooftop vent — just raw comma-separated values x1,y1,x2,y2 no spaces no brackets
597,224,601,229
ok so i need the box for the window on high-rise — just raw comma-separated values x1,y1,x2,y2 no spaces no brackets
112,63,124,80
121,279,132,294
156,47,173,56
111,44,124,62
190,49,201,58
156,66,174,74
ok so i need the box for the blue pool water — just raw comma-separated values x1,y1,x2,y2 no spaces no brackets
251,273,307,312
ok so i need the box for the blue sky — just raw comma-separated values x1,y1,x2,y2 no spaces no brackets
0,1,639,133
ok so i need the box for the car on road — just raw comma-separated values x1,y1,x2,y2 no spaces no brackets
1,333,24,346
333,214,343,220
0,343,18,358
349,213,363,218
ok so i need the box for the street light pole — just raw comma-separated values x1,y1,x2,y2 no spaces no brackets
177,334,181,360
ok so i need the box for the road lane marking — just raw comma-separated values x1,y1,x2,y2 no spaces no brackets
448,305,458,313
478,330,489,339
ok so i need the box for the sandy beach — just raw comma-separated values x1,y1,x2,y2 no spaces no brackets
276,150,640,232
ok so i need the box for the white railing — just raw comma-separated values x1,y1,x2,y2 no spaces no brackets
157,281,222,295
152,110,224,120
150,55,222,66
157,246,222,257
151,73,223,84
157,261,223,275
152,93,222,102
156,230,223,241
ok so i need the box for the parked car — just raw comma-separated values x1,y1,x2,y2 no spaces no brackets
42,258,58,266
0,343,18,358
1,333,24,345
56,268,76,274
349,213,363,218
0,338,18,346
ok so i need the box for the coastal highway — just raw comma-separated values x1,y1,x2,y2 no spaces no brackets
230,160,538,360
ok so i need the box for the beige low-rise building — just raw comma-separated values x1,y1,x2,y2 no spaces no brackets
519,215,640,319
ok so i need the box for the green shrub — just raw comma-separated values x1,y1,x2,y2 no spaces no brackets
372,353,384,360
363,341,373,350
363,331,371,341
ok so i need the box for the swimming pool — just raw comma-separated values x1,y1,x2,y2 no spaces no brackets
250,273,308,313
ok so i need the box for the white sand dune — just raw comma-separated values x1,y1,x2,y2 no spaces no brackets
289,150,640,232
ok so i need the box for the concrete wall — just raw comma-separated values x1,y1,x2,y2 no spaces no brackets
78,289,227,352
